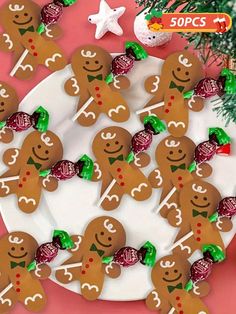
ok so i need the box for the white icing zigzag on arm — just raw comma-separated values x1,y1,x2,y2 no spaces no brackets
195,164,203,177
108,105,126,117
18,64,33,72
42,175,53,188
71,78,80,95
45,53,62,67
71,236,82,252
0,182,10,195
113,77,121,90
131,183,148,197
175,208,182,226
19,196,36,205
179,242,191,254
154,169,163,187
0,127,7,139
187,95,197,109
3,34,13,50
8,149,19,165
94,163,102,180
0,296,12,307
133,155,141,167
151,76,160,93
81,111,96,120
151,291,161,307
34,264,42,278
44,26,53,38
63,268,73,281
104,194,119,202
216,217,223,230
105,262,115,274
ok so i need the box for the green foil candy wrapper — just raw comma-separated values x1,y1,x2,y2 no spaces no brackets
79,154,94,180
34,106,49,132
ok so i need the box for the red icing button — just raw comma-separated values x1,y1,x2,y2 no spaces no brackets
16,281,20,285
33,52,38,57
165,109,169,113
179,311,184,314
98,101,103,105
28,39,33,43
22,177,27,182
18,184,23,188
168,102,172,106
176,296,180,301
16,273,20,278
95,87,100,91
82,270,86,275
120,182,125,186
179,183,184,188
178,176,182,181
196,237,201,242
16,288,20,293
31,45,35,50
26,171,30,176
197,229,201,234
117,168,121,172
197,223,202,227
85,264,89,268
89,258,93,262
171,96,175,100
118,175,123,179
177,303,182,308
96,94,101,98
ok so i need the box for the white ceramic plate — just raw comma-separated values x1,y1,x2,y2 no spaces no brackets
1,54,236,301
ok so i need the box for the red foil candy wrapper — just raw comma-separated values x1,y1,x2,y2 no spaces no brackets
194,77,224,99
194,140,217,164
111,246,146,267
35,242,59,264
50,160,83,181
218,197,236,218
41,2,63,26
131,129,153,154
6,111,40,132
189,256,213,283
111,54,134,76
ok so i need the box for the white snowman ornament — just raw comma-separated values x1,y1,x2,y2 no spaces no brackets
134,9,172,47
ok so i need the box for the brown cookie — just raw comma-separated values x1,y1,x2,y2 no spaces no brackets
55,216,126,301
140,51,204,137
0,81,19,143
65,45,130,126
0,130,63,213
0,0,66,80
92,126,152,210
146,253,209,313
0,231,51,313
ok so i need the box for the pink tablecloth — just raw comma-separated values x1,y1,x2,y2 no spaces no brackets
0,0,235,313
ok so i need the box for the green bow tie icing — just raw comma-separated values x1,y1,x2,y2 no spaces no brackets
170,163,186,173
19,25,35,36
167,282,183,293
87,74,103,82
10,261,25,269
90,243,105,257
27,157,42,170
108,154,124,165
192,209,208,218
169,81,185,93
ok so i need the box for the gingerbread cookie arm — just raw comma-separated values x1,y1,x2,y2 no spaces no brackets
102,262,121,278
2,148,21,167
43,25,63,40
109,75,130,91
40,175,59,192
92,161,103,182
0,169,19,198
213,217,233,232
185,96,204,112
76,99,103,127
0,32,15,52
191,163,213,179
64,76,81,97
146,289,169,312
148,167,164,189
145,75,163,96
132,152,150,168
100,180,124,211
0,128,14,144
189,281,210,298
13,51,38,80
31,264,51,280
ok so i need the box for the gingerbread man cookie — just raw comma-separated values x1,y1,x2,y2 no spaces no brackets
170,179,227,258
140,51,204,137
149,135,196,218
0,231,51,313
92,126,152,210
55,216,126,301
65,44,130,126
0,0,66,80
0,130,63,213
146,253,209,314
0,81,19,143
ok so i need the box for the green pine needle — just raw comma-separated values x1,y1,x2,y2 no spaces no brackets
213,94,236,126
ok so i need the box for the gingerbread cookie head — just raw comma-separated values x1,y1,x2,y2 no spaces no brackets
179,179,222,221
20,130,63,169
84,216,126,256
151,253,190,292
0,231,38,271
163,51,203,92
0,81,19,121
155,135,195,171
0,0,40,38
92,126,132,166
71,45,112,80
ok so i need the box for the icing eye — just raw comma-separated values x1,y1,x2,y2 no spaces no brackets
45,150,49,154
24,13,28,16
100,232,104,236
0,102,4,106
174,269,178,273
115,141,119,145
15,15,19,18
85,61,89,65
169,151,173,155
106,143,110,147
108,237,112,241
95,60,99,64
178,149,182,153
185,71,189,75
11,247,15,251
38,145,41,149
194,195,198,199
203,197,208,201
20,247,24,251
177,67,181,72
165,271,169,275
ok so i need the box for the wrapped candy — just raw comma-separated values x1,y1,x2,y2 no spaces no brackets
105,41,148,83
126,115,166,162
39,155,94,181
188,127,231,172
0,106,49,133
38,0,77,34
28,230,74,270
102,241,156,267
185,244,225,291
184,68,236,100
209,197,236,222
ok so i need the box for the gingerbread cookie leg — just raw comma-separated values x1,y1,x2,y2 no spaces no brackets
55,256,82,284
0,170,19,198
159,183,180,219
146,289,171,313
172,233,199,258
0,276,17,313
0,128,14,144
13,51,38,80
100,180,124,211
